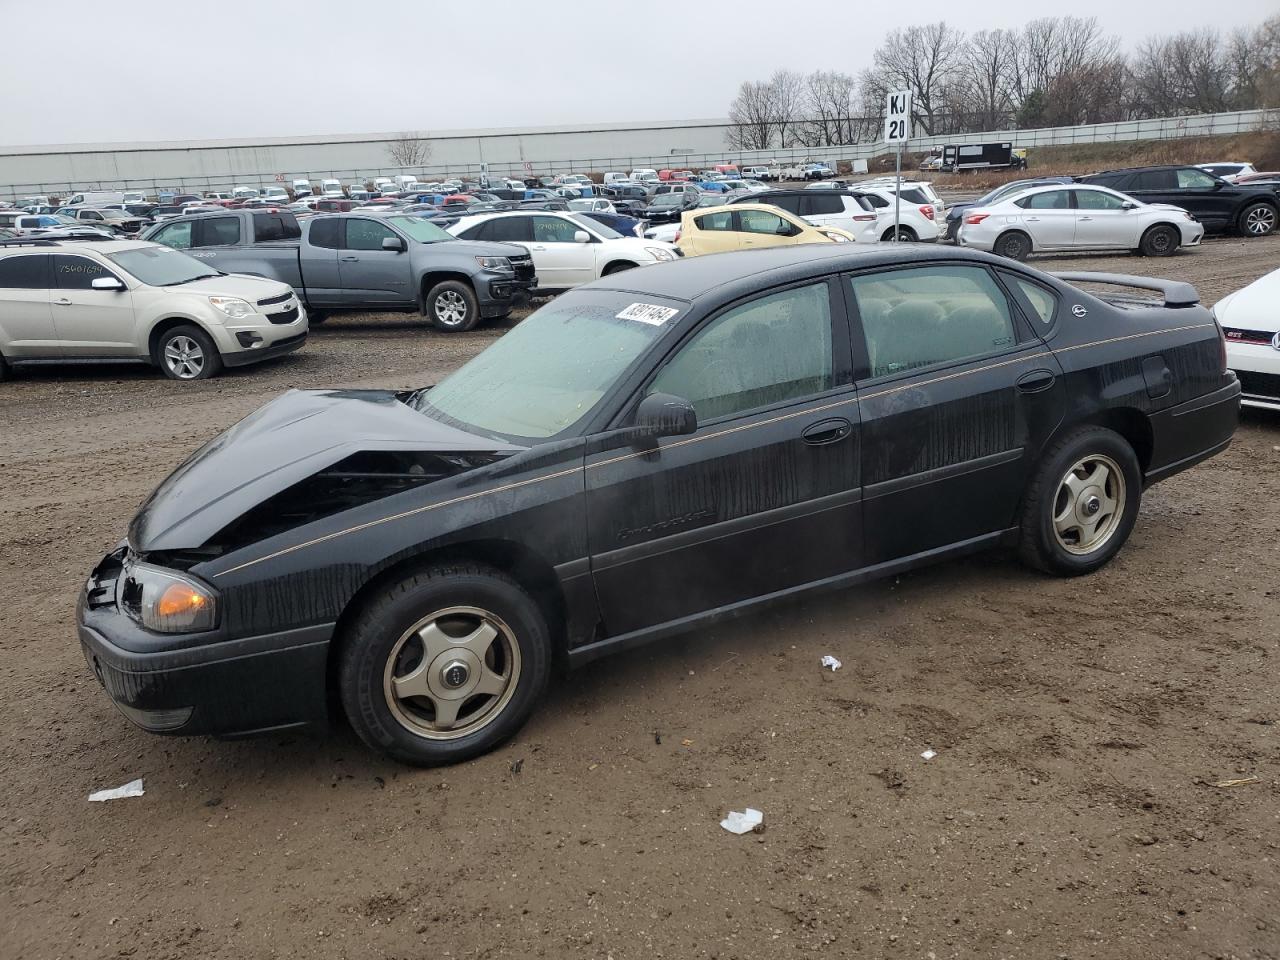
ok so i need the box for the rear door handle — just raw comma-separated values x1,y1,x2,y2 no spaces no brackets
340,256,358,262
53,297,71,306
1016,369,1057,394
1078,216,1093,221
802,417,852,445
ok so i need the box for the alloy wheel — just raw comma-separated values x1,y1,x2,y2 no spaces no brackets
434,290,469,327
1245,206,1276,236
1052,454,1126,555
383,606,521,740
163,336,205,379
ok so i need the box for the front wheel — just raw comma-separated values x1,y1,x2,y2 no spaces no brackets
155,325,222,381
1238,202,1277,238
339,563,551,765
1017,426,1142,576
1139,224,1179,257
425,280,479,332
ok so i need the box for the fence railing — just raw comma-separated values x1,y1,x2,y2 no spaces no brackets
2,108,1275,203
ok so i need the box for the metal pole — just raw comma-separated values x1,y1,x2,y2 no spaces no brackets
893,141,902,243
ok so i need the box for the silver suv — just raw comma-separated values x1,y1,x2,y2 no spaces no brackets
0,239,307,381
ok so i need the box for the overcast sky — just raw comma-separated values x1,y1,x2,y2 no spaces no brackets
1,0,1274,147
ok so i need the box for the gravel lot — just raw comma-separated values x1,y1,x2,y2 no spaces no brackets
3,236,1278,960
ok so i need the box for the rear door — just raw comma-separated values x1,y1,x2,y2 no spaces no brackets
0,254,58,358
685,209,740,255
847,262,1064,564
337,218,414,305
1014,189,1076,248
299,217,344,304
50,254,137,357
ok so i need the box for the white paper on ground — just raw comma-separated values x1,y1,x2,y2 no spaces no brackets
88,778,145,802
921,749,937,761
820,655,842,671
720,807,764,834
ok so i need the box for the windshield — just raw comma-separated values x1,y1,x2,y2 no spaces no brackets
107,246,219,286
386,216,453,242
570,213,618,238
413,290,679,439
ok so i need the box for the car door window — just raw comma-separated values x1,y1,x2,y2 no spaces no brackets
195,217,241,246
1176,168,1218,189
52,255,119,289
533,216,579,242
1073,190,1127,210
0,254,49,287
850,265,1017,378
739,209,797,236
1006,274,1058,326
801,194,843,216
648,283,833,421
695,211,733,231
1016,190,1071,209
486,217,534,243
308,217,341,249
153,221,193,249
345,218,397,251
766,195,803,215
1134,170,1177,190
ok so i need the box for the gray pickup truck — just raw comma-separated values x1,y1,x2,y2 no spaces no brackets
139,210,536,331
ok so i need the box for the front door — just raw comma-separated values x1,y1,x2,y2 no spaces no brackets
50,254,137,357
0,253,59,359
847,262,1065,565
586,280,862,638
734,208,799,250
530,216,595,288
337,218,414,305
1071,188,1138,249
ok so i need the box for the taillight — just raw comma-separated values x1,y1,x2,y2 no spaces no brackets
674,231,681,243
965,213,990,225
919,205,935,220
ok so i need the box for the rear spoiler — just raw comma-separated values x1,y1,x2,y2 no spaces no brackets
1051,271,1199,308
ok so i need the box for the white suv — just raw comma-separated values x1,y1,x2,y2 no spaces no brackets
0,239,307,381
848,181,946,242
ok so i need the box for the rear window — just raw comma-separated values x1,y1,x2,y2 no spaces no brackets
0,253,48,288
253,213,301,241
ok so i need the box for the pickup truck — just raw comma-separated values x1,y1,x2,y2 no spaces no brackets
140,209,536,331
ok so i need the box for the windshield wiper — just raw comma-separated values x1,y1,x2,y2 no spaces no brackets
155,275,218,286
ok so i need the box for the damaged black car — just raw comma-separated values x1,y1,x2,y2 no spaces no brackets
79,245,1240,765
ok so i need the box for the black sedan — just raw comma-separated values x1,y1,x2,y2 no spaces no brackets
78,246,1240,765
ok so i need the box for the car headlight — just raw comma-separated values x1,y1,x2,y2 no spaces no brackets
645,246,675,261
121,562,218,634
475,256,514,272
208,296,255,319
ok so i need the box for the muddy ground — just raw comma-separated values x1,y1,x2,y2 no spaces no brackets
3,236,1278,960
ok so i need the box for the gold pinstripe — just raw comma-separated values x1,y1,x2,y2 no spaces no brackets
211,322,1216,578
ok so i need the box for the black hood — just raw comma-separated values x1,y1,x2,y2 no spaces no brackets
129,389,520,552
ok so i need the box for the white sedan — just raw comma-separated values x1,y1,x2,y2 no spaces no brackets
957,184,1204,261
448,211,676,292
1213,267,1280,411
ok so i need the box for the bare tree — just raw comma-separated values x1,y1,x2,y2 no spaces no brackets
957,29,1016,130
860,22,965,136
386,131,432,167
803,71,859,145
769,70,806,147
726,80,779,150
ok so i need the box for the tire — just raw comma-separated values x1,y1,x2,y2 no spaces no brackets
994,231,1032,261
881,226,918,243
338,562,552,766
1139,224,1179,257
425,280,479,332
0,352,9,382
307,310,328,325
1238,201,1277,238
154,324,222,381
602,261,637,275
1017,426,1142,576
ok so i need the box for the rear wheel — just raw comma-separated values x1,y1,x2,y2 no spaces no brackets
425,280,479,332
1017,426,1142,576
1238,202,1277,238
155,325,222,381
1139,224,1179,257
881,226,918,242
994,231,1031,261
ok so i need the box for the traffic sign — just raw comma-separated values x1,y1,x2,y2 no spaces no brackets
884,90,912,143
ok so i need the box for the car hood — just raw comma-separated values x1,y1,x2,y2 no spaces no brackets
436,237,531,258
158,273,294,300
129,388,519,552
1214,269,1280,331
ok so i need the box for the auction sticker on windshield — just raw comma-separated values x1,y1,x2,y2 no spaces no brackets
617,302,679,325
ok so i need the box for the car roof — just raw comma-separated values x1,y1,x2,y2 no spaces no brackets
591,244,1002,304
0,238,151,253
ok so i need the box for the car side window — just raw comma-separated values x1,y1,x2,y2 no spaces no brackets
195,217,241,247
0,254,49,288
1073,190,1127,211
739,209,796,236
1134,170,1177,190
52,255,118,290
648,283,833,421
83,210,103,220
1017,190,1071,210
533,217,580,242
1177,168,1217,189
767,195,802,215
308,217,341,249
863,193,889,208
345,218,396,251
802,194,843,216
486,217,534,243
1006,274,1058,326
154,221,193,249
849,265,1017,378
695,211,733,231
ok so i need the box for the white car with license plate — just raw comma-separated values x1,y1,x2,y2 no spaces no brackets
448,211,676,292
1213,267,1280,411
957,184,1204,261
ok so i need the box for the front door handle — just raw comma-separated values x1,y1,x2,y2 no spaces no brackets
529,245,546,251
53,297,72,306
340,256,358,262
802,417,852,445
1016,369,1057,394
1078,216,1093,221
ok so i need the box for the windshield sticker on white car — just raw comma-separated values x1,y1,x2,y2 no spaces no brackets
617,303,679,326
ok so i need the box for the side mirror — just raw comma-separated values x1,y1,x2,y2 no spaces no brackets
90,276,125,291
573,230,591,243
1212,180,1224,190
381,236,405,251
1120,200,1138,210
630,392,697,448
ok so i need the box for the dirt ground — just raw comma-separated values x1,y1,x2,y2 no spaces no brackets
3,236,1279,960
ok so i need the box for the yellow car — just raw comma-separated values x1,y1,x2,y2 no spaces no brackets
675,202,855,257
